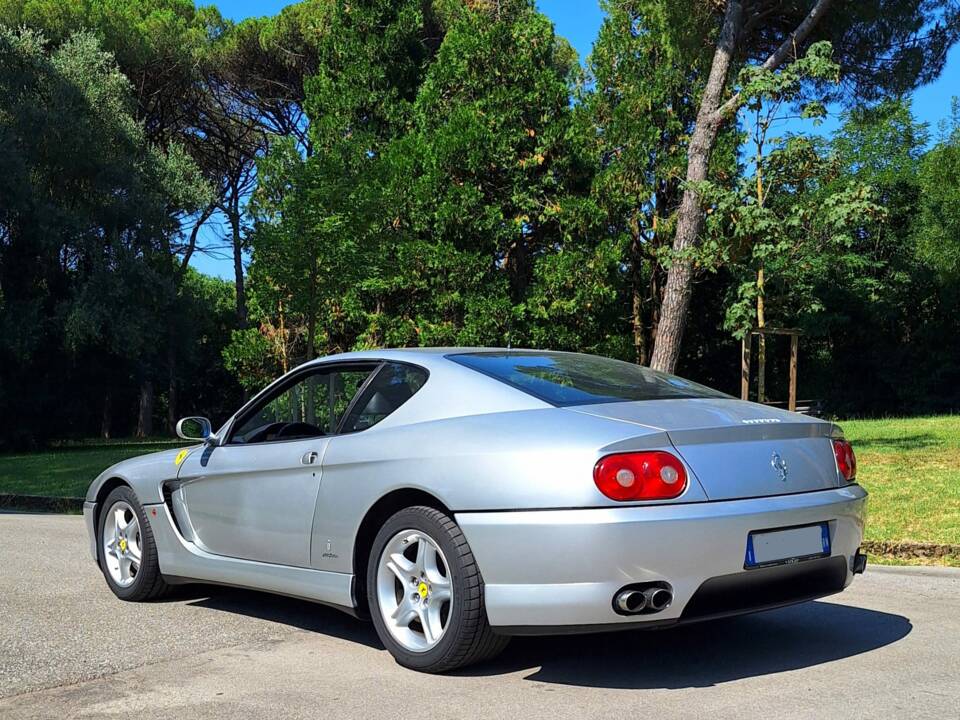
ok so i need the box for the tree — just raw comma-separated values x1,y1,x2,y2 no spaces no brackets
586,0,721,363
807,100,960,413
227,0,441,387
649,0,960,372
381,0,606,349
228,0,623,389
194,4,333,328
713,129,885,345
915,100,960,277
213,4,323,153
0,27,209,445
189,80,266,328
0,0,220,144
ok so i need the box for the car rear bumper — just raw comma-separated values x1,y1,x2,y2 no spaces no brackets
455,485,867,632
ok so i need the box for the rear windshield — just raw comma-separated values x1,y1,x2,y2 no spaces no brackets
448,351,729,407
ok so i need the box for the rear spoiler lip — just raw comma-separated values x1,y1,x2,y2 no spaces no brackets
664,422,835,447
569,403,836,447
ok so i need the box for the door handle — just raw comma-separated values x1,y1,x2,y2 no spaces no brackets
301,451,318,465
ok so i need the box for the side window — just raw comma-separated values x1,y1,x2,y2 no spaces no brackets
231,365,375,444
342,362,428,433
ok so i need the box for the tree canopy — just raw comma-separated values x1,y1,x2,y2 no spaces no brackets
2,0,960,448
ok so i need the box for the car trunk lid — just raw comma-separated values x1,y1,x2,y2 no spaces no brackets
569,398,841,501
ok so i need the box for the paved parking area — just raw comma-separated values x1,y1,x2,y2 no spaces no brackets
2,512,958,719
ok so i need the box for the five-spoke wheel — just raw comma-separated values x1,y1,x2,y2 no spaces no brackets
97,486,169,601
367,506,508,672
376,529,453,651
102,500,142,587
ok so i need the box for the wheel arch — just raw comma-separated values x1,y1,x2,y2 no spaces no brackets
352,488,452,618
93,477,132,533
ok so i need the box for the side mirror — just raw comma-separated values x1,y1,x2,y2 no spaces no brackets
176,416,212,442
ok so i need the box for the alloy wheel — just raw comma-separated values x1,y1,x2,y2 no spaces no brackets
102,500,142,587
375,529,453,652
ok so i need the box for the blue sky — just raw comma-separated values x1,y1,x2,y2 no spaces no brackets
194,0,960,278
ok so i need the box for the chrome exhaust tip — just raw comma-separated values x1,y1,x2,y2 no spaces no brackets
613,583,673,614
615,589,648,614
644,587,673,612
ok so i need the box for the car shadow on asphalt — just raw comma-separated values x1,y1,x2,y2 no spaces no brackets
155,587,910,687
463,600,912,689
162,584,383,649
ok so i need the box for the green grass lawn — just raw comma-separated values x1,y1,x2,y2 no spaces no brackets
0,438,187,498
1,417,958,565
839,415,960,564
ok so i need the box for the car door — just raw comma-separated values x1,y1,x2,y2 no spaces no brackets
175,362,379,568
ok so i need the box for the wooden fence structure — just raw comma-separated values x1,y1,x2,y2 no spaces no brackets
740,327,802,412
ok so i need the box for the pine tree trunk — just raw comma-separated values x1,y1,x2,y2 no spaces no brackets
167,344,178,435
632,285,646,365
306,266,318,361
306,314,316,362
100,394,112,440
229,199,247,329
649,0,744,373
649,0,833,372
626,211,648,365
756,266,766,402
136,380,154,438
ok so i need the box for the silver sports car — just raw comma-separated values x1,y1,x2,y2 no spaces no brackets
85,348,867,672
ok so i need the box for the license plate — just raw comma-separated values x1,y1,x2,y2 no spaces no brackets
744,522,830,568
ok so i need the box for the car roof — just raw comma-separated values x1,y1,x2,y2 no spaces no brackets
301,347,538,371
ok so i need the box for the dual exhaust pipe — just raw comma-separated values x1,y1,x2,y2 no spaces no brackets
614,584,673,615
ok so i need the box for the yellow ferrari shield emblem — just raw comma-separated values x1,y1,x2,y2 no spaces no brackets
417,581,429,599
174,449,189,466
118,538,127,553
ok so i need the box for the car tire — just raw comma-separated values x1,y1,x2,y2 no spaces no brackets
367,505,509,673
97,486,170,601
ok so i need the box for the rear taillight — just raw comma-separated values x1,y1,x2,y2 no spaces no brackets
832,439,857,481
594,451,688,501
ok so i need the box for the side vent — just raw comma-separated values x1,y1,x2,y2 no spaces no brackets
161,482,185,536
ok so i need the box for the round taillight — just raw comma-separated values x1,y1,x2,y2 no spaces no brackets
832,439,857,481
594,451,688,501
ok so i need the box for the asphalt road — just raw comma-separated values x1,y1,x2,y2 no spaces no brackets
2,512,958,719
